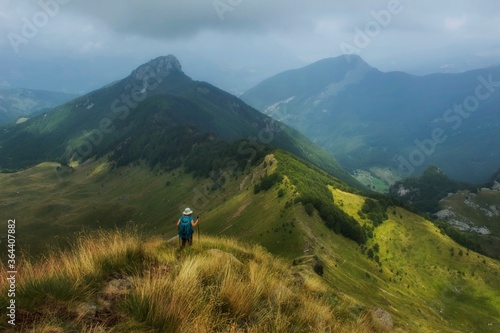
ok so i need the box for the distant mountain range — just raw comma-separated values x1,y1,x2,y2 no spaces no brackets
242,55,500,183
0,55,358,188
0,88,78,125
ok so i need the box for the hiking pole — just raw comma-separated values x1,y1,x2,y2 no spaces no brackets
177,222,181,248
197,215,200,242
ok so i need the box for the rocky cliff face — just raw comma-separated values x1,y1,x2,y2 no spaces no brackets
130,55,183,82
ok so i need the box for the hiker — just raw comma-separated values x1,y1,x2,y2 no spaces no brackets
176,208,200,248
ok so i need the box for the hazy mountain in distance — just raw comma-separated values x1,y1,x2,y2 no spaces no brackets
0,88,78,125
241,55,500,184
397,52,500,76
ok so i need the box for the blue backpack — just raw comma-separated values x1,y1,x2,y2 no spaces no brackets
179,215,193,239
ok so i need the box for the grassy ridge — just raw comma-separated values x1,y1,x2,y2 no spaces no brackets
1,154,500,332
325,189,500,333
0,230,376,332
196,151,500,332
274,150,367,244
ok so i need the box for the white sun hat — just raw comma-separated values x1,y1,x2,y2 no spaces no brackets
183,207,193,215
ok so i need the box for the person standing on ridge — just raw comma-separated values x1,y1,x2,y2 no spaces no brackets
177,208,200,249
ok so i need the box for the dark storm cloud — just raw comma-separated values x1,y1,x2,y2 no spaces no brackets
1,0,499,92
61,0,499,39
59,0,332,39
3,0,500,57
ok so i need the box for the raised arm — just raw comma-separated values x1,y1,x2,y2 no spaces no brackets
192,216,200,227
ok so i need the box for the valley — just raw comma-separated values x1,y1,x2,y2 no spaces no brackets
352,167,400,193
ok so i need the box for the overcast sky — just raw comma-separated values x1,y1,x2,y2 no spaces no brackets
1,0,499,93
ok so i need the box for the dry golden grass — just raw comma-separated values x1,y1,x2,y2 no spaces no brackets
1,230,376,332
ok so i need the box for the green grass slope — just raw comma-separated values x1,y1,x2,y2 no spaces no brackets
0,160,202,255
326,189,500,332
1,152,499,332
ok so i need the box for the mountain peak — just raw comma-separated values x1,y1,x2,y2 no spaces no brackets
130,55,183,81
316,54,373,71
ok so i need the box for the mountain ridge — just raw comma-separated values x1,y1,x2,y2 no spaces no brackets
242,55,500,183
0,55,360,189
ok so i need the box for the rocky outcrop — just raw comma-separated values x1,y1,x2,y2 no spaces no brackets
130,54,183,82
